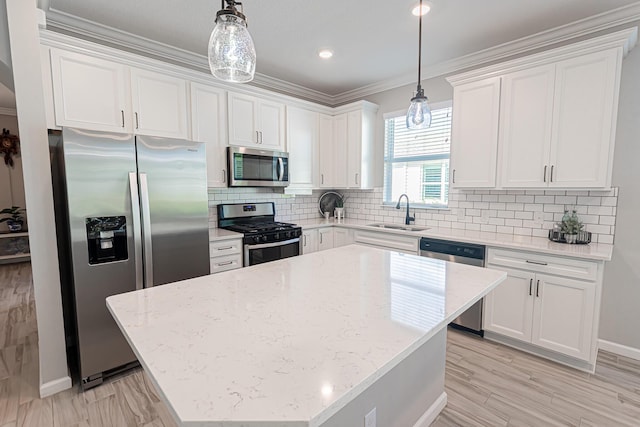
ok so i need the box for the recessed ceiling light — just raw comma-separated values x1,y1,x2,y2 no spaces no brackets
411,2,431,16
318,49,334,59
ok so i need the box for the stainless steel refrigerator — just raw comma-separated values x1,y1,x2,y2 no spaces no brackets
50,127,210,390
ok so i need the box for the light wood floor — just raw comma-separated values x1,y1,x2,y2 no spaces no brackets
1,262,639,426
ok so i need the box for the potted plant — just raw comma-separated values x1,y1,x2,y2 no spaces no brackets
0,206,26,232
334,196,345,220
560,210,583,244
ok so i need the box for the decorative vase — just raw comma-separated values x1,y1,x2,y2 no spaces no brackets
7,220,22,233
334,207,344,220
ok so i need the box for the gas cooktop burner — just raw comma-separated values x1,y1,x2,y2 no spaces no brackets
226,221,297,234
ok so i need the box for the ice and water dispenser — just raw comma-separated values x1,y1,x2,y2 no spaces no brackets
86,216,128,264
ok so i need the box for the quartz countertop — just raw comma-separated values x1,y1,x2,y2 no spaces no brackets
208,227,243,242
107,245,506,426
294,218,613,261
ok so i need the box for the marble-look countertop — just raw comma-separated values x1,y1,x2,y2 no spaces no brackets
107,245,506,426
294,218,613,261
208,227,243,242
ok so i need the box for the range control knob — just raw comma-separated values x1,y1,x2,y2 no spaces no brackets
262,235,268,242
285,231,291,239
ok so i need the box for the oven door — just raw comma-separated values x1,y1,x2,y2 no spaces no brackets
244,238,300,267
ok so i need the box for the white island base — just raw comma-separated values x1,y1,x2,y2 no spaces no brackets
107,245,506,427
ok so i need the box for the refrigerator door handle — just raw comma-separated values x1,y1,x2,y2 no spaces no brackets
139,173,154,288
128,172,144,290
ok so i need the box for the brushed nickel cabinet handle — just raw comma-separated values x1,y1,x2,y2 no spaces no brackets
550,165,554,182
256,131,259,143
222,169,226,183
526,260,548,266
121,110,125,128
536,280,540,297
217,261,233,267
319,233,323,244
217,246,233,251
135,112,139,129
303,235,307,247
453,169,456,184
544,165,547,183
529,278,533,296
321,174,324,185
355,173,359,185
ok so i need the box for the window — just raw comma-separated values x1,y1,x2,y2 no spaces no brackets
383,101,452,208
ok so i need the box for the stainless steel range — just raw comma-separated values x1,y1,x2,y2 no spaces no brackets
217,202,302,266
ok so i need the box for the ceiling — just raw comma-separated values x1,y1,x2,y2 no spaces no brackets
41,0,640,102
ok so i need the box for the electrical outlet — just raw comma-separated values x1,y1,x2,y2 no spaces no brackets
365,407,376,427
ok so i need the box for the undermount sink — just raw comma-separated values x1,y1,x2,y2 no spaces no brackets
367,223,430,232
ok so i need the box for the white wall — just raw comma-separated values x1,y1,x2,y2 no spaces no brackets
599,35,640,352
5,0,70,396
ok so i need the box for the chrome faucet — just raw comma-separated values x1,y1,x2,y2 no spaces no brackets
396,194,415,225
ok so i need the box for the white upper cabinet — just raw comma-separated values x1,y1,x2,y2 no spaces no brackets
549,49,620,188
190,83,227,188
318,102,378,189
50,48,130,133
498,65,555,188
286,106,318,193
130,68,189,139
449,29,633,190
318,113,334,188
450,77,501,188
228,92,285,150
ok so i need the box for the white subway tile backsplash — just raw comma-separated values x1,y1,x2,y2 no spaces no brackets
207,187,618,244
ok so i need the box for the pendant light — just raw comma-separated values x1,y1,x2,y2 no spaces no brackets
406,0,432,129
208,0,256,83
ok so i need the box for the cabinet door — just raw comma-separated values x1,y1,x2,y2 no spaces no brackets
346,110,362,188
499,65,555,188
318,228,335,251
332,113,349,188
190,83,227,188
228,92,258,146
318,113,334,188
50,49,130,133
130,68,189,139
549,49,620,188
450,77,501,187
483,267,535,341
257,99,285,150
301,229,319,254
286,106,318,190
334,228,353,248
531,274,595,361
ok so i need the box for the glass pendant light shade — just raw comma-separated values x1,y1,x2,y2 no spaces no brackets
406,88,432,129
208,12,256,83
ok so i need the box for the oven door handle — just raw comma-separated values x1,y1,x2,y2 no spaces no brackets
245,238,300,250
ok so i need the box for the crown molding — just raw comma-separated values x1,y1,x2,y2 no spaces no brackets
43,2,640,106
0,107,17,116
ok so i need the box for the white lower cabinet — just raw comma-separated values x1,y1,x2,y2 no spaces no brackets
318,228,335,252
333,228,354,248
484,248,600,364
301,229,319,254
353,230,419,255
209,238,243,274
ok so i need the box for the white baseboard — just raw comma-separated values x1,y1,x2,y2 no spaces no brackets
599,339,640,361
40,376,72,398
413,392,448,427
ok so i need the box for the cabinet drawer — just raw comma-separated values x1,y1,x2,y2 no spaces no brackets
353,230,419,255
210,254,242,274
209,239,242,257
487,248,598,282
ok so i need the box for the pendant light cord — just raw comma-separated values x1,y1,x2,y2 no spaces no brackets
417,0,423,90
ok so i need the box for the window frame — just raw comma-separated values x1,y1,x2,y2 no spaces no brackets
382,100,453,210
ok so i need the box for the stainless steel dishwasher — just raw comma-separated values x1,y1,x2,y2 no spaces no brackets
420,237,486,335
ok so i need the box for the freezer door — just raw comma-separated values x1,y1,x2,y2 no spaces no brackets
56,128,140,383
136,135,210,286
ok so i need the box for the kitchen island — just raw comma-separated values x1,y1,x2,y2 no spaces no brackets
107,245,506,426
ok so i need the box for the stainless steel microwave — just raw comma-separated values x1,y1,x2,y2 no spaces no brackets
227,146,289,187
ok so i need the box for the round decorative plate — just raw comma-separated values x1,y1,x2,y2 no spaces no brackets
318,191,344,217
